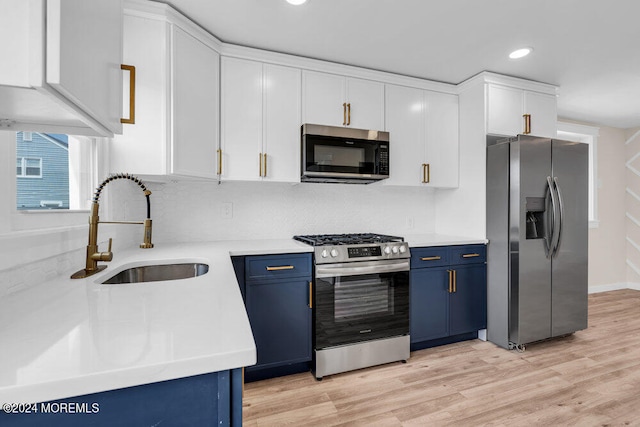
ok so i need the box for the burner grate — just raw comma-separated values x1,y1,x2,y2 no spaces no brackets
293,233,404,246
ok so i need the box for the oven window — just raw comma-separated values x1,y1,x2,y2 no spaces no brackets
315,271,409,350
334,275,394,319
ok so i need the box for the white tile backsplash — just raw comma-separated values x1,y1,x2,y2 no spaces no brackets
132,180,436,243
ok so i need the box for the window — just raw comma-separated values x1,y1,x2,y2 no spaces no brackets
557,122,599,228
15,132,95,211
17,157,42,178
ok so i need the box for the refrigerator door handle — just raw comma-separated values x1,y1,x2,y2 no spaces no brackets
545,176,559,258
552,177,564,257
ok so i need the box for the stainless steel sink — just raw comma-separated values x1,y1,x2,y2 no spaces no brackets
102,263,209,284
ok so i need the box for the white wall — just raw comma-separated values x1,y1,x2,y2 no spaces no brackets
625,127,640,287
586,125,627,288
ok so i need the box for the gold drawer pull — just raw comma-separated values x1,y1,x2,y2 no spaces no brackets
217,149,222,175
266,265,295,271
421,256,441,261
448,270,453,293
462,253,480,258
309,281,313,308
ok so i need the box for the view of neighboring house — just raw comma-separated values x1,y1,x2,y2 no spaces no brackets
16,131,69,210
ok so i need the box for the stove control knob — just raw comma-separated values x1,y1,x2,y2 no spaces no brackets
399,245,407,254
321,249,329,258
330,249,339,258
392,246,399,254
384,246,392,255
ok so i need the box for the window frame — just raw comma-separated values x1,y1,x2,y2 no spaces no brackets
556,121,599,228
16,157,43,178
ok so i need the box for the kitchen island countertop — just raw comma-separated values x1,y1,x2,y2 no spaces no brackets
0,239,312,405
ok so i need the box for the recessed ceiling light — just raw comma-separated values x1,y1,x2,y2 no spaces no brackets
286,0,307,5
509,47,533,59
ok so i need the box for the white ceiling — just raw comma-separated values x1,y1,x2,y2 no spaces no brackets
156,0,640,129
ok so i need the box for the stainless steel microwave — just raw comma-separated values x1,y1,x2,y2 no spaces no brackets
301,124,390,184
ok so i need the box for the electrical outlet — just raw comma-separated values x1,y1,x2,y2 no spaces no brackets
406,216,415,229
221,202,233,219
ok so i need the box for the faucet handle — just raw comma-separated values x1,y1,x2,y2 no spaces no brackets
92,238,114,262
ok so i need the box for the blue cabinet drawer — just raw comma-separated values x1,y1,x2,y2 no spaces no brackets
245,253,312,281
449,245,486,265
410,247,449,268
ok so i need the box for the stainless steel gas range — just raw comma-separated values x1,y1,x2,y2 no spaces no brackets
293,233,411,380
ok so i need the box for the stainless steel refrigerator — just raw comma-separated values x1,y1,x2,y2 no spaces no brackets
486,135,588,350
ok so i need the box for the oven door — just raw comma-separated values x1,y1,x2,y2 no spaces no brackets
314,259,409,350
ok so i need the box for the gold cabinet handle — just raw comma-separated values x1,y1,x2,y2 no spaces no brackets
265,265,294,271
343,102,347,125
448,270,453,293
453,270,457,293
120,64,136,124
421,256,441,261
263,153,267,177
259,153,263,177
217,149,222,175
309,281,313,308
462,253,480,258
422,163,431,184
523,114,531,134
347,103,351,126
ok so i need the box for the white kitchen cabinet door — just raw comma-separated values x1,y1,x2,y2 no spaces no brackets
302,71,384,130
345,77,385,130
487,84,557,138
383,84,425,187
263,64,302,182
110,9,220,179
220,57,263,181
425,91,459,188
487,84,524,137
172,27,220,178
109,14,168,176
221,59,301,183
524,91,557,138
302,71,345,127
0,0,122,136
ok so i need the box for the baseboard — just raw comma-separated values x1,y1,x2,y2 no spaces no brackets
588,283,638,294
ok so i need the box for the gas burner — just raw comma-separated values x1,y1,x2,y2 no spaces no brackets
293,233,404,247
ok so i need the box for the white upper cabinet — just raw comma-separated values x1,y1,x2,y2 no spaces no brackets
0,0,123,136
425,91,459,188
384,84,459,188
109,5,220,179
221,57,301,182
487,84,557,138
302,71,384,130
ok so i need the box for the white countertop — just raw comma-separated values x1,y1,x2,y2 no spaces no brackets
404,233,488,248
0,239,312,404
0,235,481,404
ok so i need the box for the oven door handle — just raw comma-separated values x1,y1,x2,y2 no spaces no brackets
315,260,410,278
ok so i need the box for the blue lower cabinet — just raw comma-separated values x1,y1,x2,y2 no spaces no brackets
449,264,487,336
245,277,312,372
410,268,450,342
242,253,313,381
0,369,242,427
410,245,487,349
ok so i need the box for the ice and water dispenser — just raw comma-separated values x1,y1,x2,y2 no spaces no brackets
525,197,546,239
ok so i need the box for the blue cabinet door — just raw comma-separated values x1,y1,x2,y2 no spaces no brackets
449,264,487,335
246,278,312,370
410,267,449,343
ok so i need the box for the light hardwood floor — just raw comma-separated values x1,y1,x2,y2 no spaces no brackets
243,289,640,426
